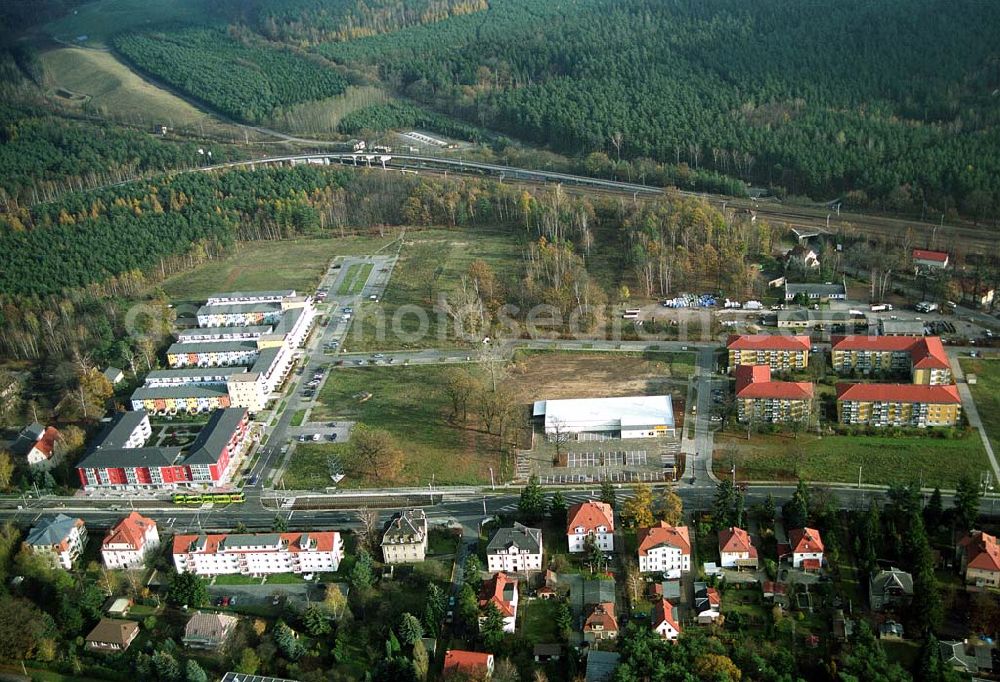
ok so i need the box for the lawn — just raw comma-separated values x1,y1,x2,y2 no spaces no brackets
290,409,307,427
715,431,990,489
347,229,525,351
212,574,264,586
337,262,374,296
521,599,561,643
40,48,239,137
281,442,346,490
308,365,497,487
960,358,1000,453
160,234,399,302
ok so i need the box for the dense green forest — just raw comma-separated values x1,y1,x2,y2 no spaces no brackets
253,0,488,44
320,0,1000,214
113,27,348,122
338,100,491,142
0,101,240,208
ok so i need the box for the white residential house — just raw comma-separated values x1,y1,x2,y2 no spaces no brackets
652,598,681,641
718,527,758,569
486,523,544,573
789,527,824,570
566,501,615,553
381,509,428,564
637,522,691,576
101,512,160,569
26,514,88,570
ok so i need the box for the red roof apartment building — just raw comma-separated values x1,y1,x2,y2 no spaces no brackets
173,531,343,576
727,334,811,372
831,335,952,385
101,512,160,569
835,383,961,428
735,365,813,423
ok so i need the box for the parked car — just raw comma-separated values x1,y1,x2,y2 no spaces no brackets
230,596,238,606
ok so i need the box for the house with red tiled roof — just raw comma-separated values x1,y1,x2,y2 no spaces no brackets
13,423,61,469
172,531,343,577
583,602,618,642
652,598,681,640
443,650,494,678
734,365,813,423
788,528,824,570
912,249,949,272
835,383,961,427
102,512,160,569
727,334,810,372
958,531,1000,588
831,335,952,385
719,527,758,569
637,522,691,576
567,500,614,553
479,573,519,633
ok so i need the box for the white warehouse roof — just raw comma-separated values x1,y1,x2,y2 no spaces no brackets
533,395,674,434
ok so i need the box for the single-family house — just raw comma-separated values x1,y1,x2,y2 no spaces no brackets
380,509,428,564
183,612,239,650
652,598,681,640
788,527,824,570
694,582,722,624
487,523,543,573
637,522,691,576
958,530,1000,588
85,619,139,653
719,527,758,569
479,572,518,633
566,501,615,553
786,245,820,270
583,602,619,642
869,568,913,610
940,640,993,674
443,650,494,678
12,423,60,469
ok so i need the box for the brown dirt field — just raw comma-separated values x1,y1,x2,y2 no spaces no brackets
508,353,685,403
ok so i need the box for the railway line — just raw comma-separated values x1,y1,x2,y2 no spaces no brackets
205,151,996,252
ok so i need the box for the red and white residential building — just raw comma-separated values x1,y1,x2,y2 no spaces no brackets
788,527,824,570
479,572,519,633
734,365,814,423
912,249,949,272
958,530,1000,588
719,527,758,569
583,602,619,642
444,650,494,678
566,500,615,553
173,531,344,576
652,598,681,640
637,522,691,576
77,408,252,490
102,512,160,569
